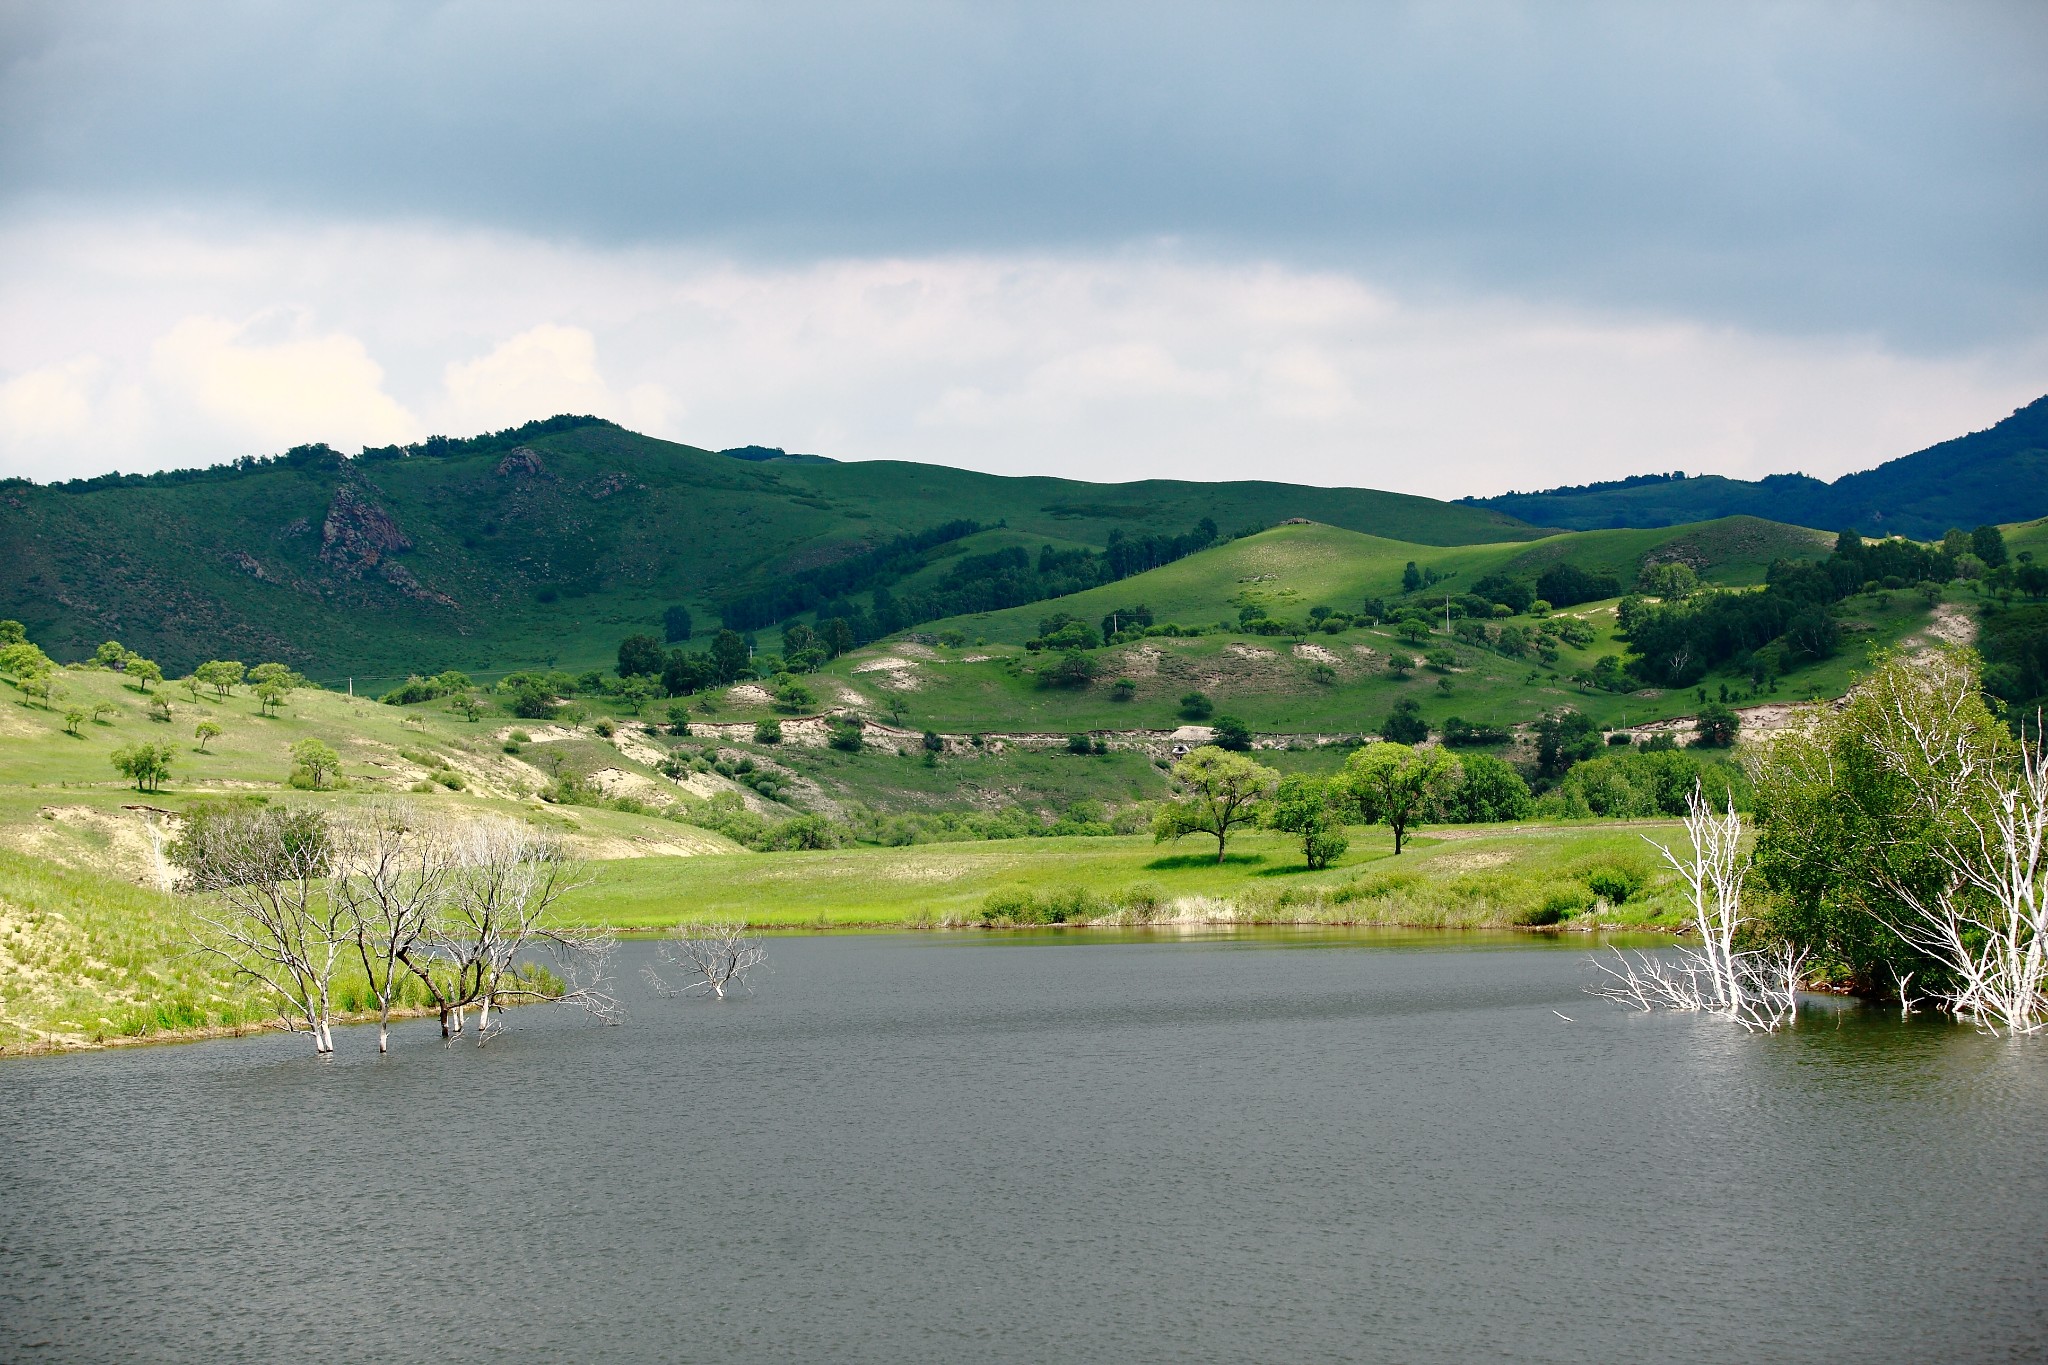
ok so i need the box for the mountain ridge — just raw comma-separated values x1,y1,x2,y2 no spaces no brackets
1461,394,2048,538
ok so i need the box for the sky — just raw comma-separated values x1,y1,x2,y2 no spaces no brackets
1,0,2044,497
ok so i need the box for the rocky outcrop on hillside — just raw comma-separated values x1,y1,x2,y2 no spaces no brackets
494,447,550,479
584,471,642,500
379,562,458,608
226,549,273,582
319,484,412,577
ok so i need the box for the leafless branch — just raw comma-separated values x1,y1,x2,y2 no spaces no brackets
645,920,766,1000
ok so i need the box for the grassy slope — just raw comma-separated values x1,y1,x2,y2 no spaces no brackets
556,823,1700,930
699,518,1925,740
3,424,1540,686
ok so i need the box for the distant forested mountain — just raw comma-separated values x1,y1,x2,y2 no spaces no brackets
1463,395,2048,539
0,417,1539,683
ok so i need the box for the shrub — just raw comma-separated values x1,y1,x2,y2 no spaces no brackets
1110,677,1137,701
754,719,783,744
1586,865,1646,904
1178,691,1215,721
827,717,864,752
1442,716,1511,747
1517,884,1594,926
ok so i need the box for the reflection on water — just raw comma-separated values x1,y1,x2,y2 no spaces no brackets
3,934,2043,1363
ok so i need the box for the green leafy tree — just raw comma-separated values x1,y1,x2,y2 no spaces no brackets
1693,701,1741,747
1110,677,1137,701
664,699,693,735
768,673,816,714
1402,561,1423,593
126,657,163,691
617,633,666,678
1266,774,1349,869
1749,647,2011,997
1178,691,1214,721
63,706,85,735
1972,524,2009,569
1335,742,1461,854
93,640,129,669
824,619,856,657
1635,561,1700,601
0,620,22,646
256,682,289,716
1210,714,1252,751
194,719,223,751
0,640,54,680
663,604,695,643
1398,617,1432,644
448,692,483,722
289,738,341,789
194,660,245,699
710,629,750,683
90,701,117,724
1448,753,1535,822
149,695,173,723
1153,746,1278,863
1039,650,1098,689
1534,707,1601,779
1381,698,1428,745
111,740,174,792
505,676,558,719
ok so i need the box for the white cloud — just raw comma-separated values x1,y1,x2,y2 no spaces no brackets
0,355,101,440
0,211,2041,497
439,324,673,438
147,313,416,453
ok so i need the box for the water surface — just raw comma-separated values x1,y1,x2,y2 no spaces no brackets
3,932,2043,1362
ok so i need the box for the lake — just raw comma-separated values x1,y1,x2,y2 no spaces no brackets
2,931,2043,1362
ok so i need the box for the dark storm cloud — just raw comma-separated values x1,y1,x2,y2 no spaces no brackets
2,0,2043,349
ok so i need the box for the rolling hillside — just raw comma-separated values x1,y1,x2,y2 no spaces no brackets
1463,393,2048,538
1,418,1541,685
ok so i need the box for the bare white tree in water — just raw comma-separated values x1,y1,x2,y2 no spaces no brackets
1590,784,1805,1032
330,803,457,1053
409,820,619,1043
180,805,351,1054
645,920,766,999
1868,718,2048,1035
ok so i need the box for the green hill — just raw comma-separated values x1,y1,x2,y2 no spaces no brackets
2,417,1542,686
1463,394,2048,538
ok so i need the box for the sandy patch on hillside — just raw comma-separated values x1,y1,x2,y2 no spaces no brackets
589,768,677,808
0,705,44,739
1115,646,1164,677
727,684,774,705
609,728,672,768
961,654,993,663
1292,642,1341,664
1226,643,1277,660
1925,603,1977,647
1438,850,1514,872
894,642,941,660
497,723,584,744
852,656,914,673
2,805,174,889
553,822,741,860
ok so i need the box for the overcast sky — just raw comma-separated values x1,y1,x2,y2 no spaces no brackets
2,0,2043,496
